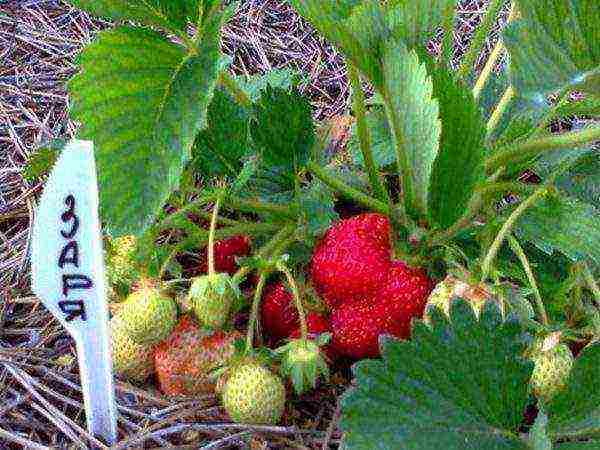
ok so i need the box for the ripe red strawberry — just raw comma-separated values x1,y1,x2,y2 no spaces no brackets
260,281,298,344
330,261,433,359
310,213,392,308
376,260,433,339
155,316,240,396
330,300,387,359
198,235,251,275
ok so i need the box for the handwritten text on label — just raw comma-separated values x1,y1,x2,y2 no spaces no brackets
57,194,93,322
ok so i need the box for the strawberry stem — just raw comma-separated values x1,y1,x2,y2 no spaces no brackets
480,186,547,283
486,125,600,173
277,263,308,341
232,224,296,285
508,234,549,326
457,0,506,82
219,71,252,108
348,63,390,205
207,198,221,276
307,161,392,217
246,272,267,353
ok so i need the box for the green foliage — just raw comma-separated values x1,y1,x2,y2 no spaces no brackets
428,66,486,230
551,95,600,120
340,300,531,450
22,140,65,182
191,88,250,178
534,146,600,209
68,0,208,35
386,0,456,50
251,86,314,173
548,344,600,440
349,108,395,169
381,41,441,217
297,180,338,240
69,16,224,236
236,69,300,102
504,0,600,99
515,193,600,266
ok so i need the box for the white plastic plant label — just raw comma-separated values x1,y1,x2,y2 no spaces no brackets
31,140,118,445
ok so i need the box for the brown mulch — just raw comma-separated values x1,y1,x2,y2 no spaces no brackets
0,1,509,448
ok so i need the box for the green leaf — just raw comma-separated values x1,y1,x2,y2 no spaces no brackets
191,88,251,178
428,66,486,229
68,0,206,35
515,193,600,266
250,86,314,183
297,180,339,241
381,41,441,216
236,68,300,102
386,0,456,50
340,300,531,449
22,139,66,182
551,95,600,119
533,143,599,209
504,0,600,99
548,343,600,440
69,21,224,236
349,107,395,169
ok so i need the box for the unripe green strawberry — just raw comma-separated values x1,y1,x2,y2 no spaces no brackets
110,318,155,383
277,337,330,394
117,280,177,344
423,275,503,323
528,334,574,403
190,273,238,330
222,361,286,424
106,235,139,301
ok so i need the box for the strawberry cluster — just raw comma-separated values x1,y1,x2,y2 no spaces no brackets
260,213,433,360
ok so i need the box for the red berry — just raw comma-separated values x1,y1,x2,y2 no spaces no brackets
155,316,240,396
330,261,433,359
199,235,251,275
376,260,433,339
310,213,392,308
330,300,388,359
260,281,299,343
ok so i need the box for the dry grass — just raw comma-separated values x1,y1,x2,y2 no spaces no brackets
0,1,509,447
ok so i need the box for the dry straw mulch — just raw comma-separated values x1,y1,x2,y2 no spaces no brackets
0,1,508,447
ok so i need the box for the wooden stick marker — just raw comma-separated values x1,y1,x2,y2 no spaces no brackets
31,140,118,445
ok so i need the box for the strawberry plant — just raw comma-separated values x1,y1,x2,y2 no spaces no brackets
30,0,600,445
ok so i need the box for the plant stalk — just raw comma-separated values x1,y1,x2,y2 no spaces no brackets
486,126,600,172
472,2,518,100
427,168,504,248
486,86,515,135
347,63,389,204
246,273,267,352
232,224,296,285
158,192,217,228
219,71,252,108
278,264,308,340
307,161,391,216
508,234,549,325
441,2,456,68
458,0,506,81
226,197,297,219
480,186,548,282
207,198,220,276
